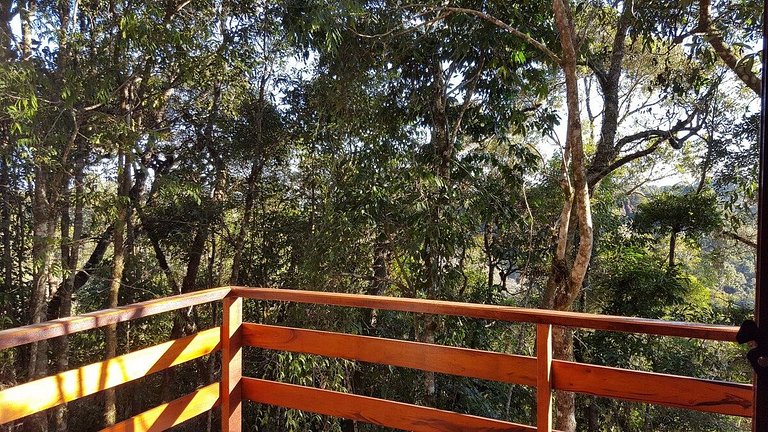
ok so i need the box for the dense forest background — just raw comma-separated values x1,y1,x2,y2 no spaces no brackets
0,0,764,431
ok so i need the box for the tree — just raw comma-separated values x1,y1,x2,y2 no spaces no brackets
634,190,723,268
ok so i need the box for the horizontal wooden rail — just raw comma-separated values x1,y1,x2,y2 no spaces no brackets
0,327,220,424
243,323,537,385
242,377,536,432
0,287,230,350
243,323,753,417
552,361,752,417
100,383,220,432
231,287,739,341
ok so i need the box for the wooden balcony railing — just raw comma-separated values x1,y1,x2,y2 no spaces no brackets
0,286,753,431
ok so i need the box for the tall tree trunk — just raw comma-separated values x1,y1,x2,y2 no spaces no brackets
1,154,12,304
26,165,53,432
0,0,14,61
230,77,267,286
417,54,452,406
53,166,83,432
229,161,260,285
547,1,594,431
52,175,70,432
104,151,129,426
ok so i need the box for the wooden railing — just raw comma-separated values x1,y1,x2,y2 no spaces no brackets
0,286,753,431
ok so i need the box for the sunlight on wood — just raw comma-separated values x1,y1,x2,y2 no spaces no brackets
0,287,230,350
99,383,219,432
0,327,220,424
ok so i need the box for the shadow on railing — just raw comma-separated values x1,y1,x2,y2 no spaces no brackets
0,286,753,432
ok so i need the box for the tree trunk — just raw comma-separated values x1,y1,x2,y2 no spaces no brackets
104,151,129,427
0,0,14,61
229,161,260,285
1,154,12,303
56,166,82,431
668,229,678,269
52,165,82,432
20,0,35,60
26,165,53,432
547,1,594,431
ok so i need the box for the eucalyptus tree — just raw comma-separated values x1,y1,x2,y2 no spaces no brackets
279,3,559,419
399,0,733,429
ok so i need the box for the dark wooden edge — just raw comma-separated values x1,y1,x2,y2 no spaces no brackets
230,287,739,341
552,360,753,418
242,378,536,431
99,383,220,432
755,3,768,429
0,287,230,350
242,323,537,386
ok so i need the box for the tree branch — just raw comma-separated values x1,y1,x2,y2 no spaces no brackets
698,0,761,94
723,230,757,249
439,6,561,65
450,56,485,142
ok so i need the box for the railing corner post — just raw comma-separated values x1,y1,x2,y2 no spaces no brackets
221,295,243,432
536,323,553,432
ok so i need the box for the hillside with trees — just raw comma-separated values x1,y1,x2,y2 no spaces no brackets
0,0,762,431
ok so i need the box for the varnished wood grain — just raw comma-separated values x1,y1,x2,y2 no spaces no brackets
231,287,739,341
242,323,752,418
99,383,219,432
242,323,537,386
552,360,753,417
536,324,553,432
242,378,536,431
221,297,242,432
0,287,229,350
0,327,220,424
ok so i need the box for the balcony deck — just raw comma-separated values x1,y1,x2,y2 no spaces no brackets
0,286,752,431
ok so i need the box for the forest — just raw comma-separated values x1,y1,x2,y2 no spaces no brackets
0,0,764,431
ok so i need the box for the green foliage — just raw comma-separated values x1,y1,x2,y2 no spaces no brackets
0,1,759,431
634,190,723,237
592,247,691,318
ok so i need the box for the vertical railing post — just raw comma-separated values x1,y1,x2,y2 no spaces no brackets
536,323,553,432
221,295,243,432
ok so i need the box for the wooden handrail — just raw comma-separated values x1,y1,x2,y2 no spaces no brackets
0,286,752,432
552,360,752,417
234,287,750,432
0,286,230,350
242,323,752,417
231,286,739,341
